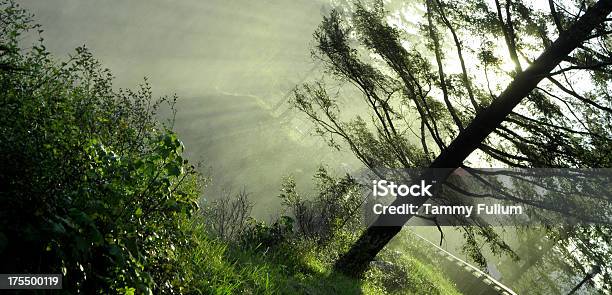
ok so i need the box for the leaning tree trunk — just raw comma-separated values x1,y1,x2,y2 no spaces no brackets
333,0,612,278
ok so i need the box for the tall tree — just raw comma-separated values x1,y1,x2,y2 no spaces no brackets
293,0,612,282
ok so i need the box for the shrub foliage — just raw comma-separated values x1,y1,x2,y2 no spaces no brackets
0,1,199,293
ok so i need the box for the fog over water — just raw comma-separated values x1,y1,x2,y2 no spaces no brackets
20,0,361,215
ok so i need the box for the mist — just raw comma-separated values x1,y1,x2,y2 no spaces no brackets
20,0,362,216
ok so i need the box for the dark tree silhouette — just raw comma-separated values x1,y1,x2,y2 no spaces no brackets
293,0,612,280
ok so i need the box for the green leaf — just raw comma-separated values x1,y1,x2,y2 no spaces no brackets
135,207,143,217
167,163,182,176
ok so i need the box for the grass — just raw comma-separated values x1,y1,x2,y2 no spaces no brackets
176,220,461,294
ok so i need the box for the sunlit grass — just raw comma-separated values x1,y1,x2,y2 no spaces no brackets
176,218,461,294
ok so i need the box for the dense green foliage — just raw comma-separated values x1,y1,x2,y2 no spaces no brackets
0,2,199,293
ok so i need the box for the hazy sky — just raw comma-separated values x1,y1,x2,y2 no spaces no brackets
19,0,361,214
20,0,328,97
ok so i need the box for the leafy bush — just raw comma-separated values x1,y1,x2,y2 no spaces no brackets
0,1,200,293
203,166,364,256
278,167,364,246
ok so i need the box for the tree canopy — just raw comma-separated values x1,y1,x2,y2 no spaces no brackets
293,0,612,290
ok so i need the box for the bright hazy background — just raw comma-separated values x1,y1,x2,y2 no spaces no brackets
19,0,361,216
